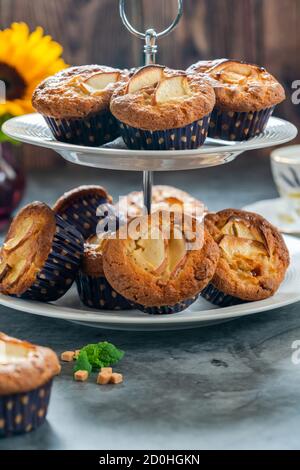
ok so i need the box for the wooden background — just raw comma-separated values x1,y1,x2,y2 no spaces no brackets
0,0,299,167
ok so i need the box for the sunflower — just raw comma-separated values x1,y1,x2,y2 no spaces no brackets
0,22,67,119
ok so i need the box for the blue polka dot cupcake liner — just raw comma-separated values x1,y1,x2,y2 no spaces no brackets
76,272,132,310
19,216,84,302
133,295,199,315
56,196,115,241
44,111,119,147
118,115,211,150
208,106,275,141
0,380,52,437
201,283,245,307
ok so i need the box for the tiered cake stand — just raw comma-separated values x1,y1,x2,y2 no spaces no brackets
0,1,299,330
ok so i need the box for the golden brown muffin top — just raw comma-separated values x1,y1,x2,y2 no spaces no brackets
187,59,285,112
103,211,219,307
110,65,216,131
0,332,60,395
205,209,290,301
187,59,228,75
0,202,56,296
32,65,129,119
116,185,206,221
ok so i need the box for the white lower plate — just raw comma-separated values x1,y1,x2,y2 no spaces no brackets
0,236,299,331
244,198,300,235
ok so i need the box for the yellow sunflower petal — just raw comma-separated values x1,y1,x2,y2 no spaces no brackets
0,22,68,119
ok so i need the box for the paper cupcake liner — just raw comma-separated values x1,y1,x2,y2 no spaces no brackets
134,296,198,315
0,380,52,438
208,106,275,141
57,197,116,240
19,216,84,302
76,272,132,310
118,115,211,150
44,111,119,147
201,283,245,307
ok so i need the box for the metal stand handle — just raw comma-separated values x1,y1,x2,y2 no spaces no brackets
119,0,183,213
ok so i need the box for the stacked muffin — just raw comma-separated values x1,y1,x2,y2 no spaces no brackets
32,60,285,148
0,61,289,313
116,185,207,221
187,59,285,140
32,65,129,146
0,184,290,314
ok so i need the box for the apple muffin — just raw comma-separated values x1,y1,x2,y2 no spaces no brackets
110,65,215,150
103,211,220,314
0,202,83,301
202,209,290,306
76,234,132,310
32,65,128,146
53,185,113,239
0,332,60,437
116,185,207,221
187,59,285,140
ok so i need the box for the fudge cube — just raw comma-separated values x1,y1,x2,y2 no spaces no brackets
74,370,89,382
61,351,75,362
110,373,123,384
97,371,112,385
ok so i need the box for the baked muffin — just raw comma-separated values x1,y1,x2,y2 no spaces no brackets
53,185,113,239
0,332,60,437
76,234,132,310
110,65,215,150
188,59,228,74
0,202,83,302
187,59,286,140
32,65,128,146
116,185,207,221
202,209,290,306
103,211,220,314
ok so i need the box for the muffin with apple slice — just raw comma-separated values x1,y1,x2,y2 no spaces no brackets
116,185,207,221
0,202,83,302
103,211,219,314
202,209,290,306
110,65,215,150
187,59,285,141
0,332,60,437
32,65,128,146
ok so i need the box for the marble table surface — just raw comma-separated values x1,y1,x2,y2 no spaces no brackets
1,151,300,450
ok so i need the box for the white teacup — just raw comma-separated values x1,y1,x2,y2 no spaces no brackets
271,145,300,219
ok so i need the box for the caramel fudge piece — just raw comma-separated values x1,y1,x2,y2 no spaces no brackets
74,370,89,382
61,351,75,362
110,373,123,384
97,370,112,385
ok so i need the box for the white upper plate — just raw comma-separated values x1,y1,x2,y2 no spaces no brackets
2,114,298,171
0,235,299,331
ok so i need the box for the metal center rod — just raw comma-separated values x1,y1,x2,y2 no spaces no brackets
119,0,183,214
143,29,157,214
